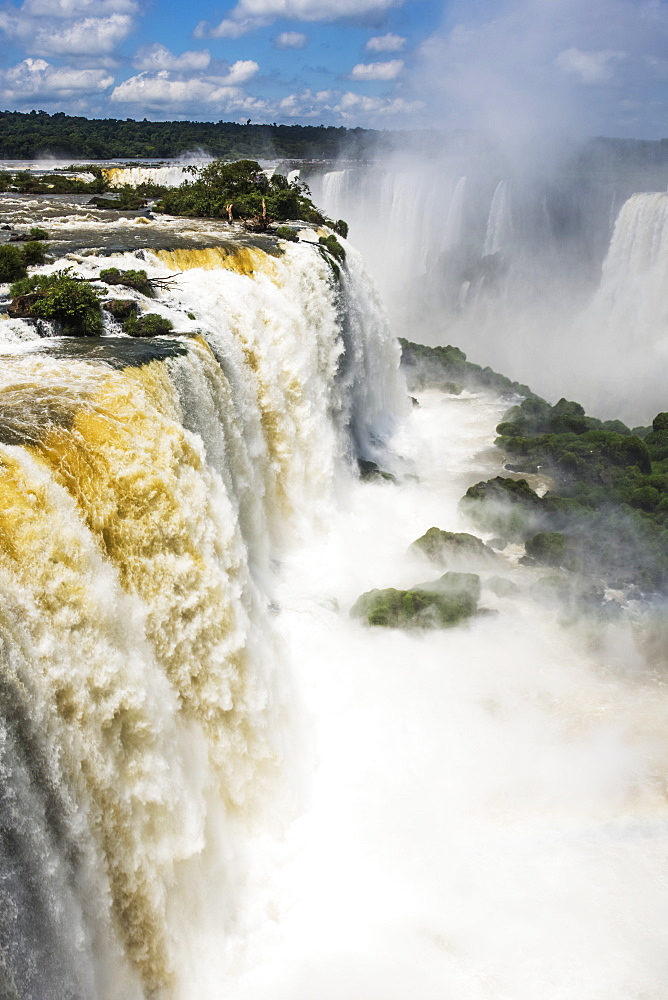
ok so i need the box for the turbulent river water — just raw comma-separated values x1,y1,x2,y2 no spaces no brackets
1,181,668,999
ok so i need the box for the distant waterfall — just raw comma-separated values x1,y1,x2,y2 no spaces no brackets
103,164,209,188
563,191,668,420
0,236,405,999
483,180,512,256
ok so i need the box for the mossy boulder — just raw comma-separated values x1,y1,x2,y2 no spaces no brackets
460,477,545,540
524,531,568,567
124,313,174,338
351,572,480,629
99,267,154,297
411,527,497,567
358,459,395,482
103,298,139,319
485,576,520,597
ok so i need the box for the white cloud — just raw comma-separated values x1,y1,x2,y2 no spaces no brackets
195,0,402,38
39,13,132,54
278,88,333,116
133,43,211,71
218,58,259,84
365,31,405,52
274,30,306,48
0,8,133,55
0,57,113,100
23,0,137,15
334,90,423,115
194,16,265,38
110,61,260,108
555,47,626,84
349,58,403,80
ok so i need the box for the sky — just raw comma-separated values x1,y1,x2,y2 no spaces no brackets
0,0,668,136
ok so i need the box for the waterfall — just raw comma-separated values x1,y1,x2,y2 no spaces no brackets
483,180,512,257
0,235,405,999
103,164,209,188
559,192,668,421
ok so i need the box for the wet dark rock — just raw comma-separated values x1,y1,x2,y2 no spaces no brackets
103,299,139,320
358,459,396,482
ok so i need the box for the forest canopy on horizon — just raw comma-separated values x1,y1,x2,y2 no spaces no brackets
0,110,394,160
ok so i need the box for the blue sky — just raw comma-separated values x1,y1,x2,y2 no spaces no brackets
0,0,667,136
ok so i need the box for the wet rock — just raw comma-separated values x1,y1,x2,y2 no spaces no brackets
485,576,520,597
351,572,480,629
411,527,498,567
358,458,396,482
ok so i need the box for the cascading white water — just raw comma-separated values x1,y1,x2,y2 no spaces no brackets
103,163,211,188
559,191,668,420
0,228,405,999
2,179,668,1000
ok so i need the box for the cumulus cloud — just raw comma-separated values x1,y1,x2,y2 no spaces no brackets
365,31,405,52
133,43,211,71
39,13,132,54
274,30,306,48
0,7,134,55
555,47,626,84
275,85,421,120
334,90,423,115
110,60,260,108
0,57,113,101
349,58,403,80
278,88,333,116
195,0,402,38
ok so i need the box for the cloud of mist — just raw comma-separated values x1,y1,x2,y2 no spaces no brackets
308,0,668,424
416,0,668,144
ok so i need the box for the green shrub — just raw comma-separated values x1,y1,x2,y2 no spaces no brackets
21,241,47,266
318,234,345,263
125,313,173,338
28,227,49,240
274,225,299,242
99,267,154,297
24,271,103,336
0,244,27,282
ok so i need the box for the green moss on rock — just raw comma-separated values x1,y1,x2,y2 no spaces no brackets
351,572,481,629
411,527,497,566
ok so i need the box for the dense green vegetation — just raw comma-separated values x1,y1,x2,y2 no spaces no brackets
0,154,344,229
0,168,107,194
0,110,384,160
157,159,324,225
6,264,177,338
9,271,103,336
0,241,47,281
400,339,668,593
399,339,535,398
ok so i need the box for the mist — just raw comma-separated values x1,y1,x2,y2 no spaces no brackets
306,0,668,424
